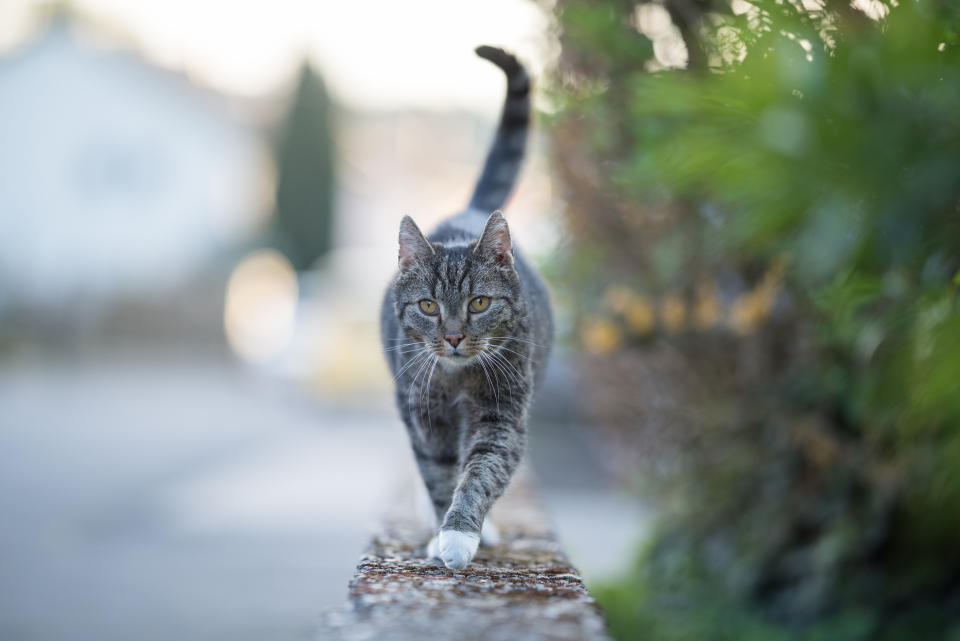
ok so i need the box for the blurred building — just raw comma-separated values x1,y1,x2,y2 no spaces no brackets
0,19,267,311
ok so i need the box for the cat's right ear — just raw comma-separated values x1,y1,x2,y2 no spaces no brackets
398,216,434,271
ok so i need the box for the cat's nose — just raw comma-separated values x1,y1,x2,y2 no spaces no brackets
444,332,464,348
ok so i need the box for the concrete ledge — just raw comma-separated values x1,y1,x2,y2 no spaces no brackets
318,477,612,641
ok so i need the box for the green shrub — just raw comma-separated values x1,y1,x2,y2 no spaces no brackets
549,0,960,637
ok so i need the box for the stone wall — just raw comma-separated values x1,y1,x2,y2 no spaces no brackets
318,477,612,641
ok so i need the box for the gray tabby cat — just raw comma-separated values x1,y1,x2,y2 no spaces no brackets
380,46,553,570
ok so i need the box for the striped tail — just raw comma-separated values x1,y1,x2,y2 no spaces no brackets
468,46,531,213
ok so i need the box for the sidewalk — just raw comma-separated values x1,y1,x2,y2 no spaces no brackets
0,352,647,640
0,354,405,641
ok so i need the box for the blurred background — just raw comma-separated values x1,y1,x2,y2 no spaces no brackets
0,2,639,640
2,0,959,640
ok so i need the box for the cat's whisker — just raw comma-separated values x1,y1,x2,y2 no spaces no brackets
484,342,531,362
485,337,541,348
481,351,516,401
394,348,427,373
482,338,525,358
385,339,426,346
391,344,428,353
480,352,507,400
406,351,436,413
385,341,429,352
393,349,430,380
485,348,525,387
475,354,499,412
487,354,524,396
412,353,434,428
484,335,545,348
423,355,439,432
393,345,434,356
418,354,435,409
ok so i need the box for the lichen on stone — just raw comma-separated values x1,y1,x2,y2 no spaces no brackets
318,478,612,641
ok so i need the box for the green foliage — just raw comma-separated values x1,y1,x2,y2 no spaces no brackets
550,0,960,638
273,62,336,271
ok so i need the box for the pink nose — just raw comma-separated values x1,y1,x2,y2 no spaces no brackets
445,333,464,348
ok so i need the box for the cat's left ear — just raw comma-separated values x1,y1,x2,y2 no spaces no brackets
476,211,513,267
399,215,435,271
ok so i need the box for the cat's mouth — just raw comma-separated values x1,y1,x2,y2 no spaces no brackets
441,346,479,363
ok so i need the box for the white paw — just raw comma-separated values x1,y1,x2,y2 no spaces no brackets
426,534,440,559
480,519,500,547
437,529,479,570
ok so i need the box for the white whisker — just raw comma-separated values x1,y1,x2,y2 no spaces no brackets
393,345,433,356
481,351,507,400
484,335,544,348
485,348,525,386
423,355,439,431
475,355,498,412
385,341,426,348
383,343,429,352
481,351,515,401
393,349,429,380
486,342,531,361
407,351,435,411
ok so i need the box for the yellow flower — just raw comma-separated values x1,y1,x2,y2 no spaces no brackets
660,295,687,333
694,284,723,330
581,317,622,354
625,297,656,336
728,261,785,334
729,290,771,334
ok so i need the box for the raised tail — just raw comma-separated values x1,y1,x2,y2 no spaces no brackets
468,46,531,213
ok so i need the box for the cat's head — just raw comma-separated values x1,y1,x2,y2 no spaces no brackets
394,211,521,365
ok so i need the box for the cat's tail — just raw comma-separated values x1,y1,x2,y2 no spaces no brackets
468,46,531,214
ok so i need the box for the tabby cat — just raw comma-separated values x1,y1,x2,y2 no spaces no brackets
379,46,553,569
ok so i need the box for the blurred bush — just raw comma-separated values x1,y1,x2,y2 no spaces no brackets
547,0,960,638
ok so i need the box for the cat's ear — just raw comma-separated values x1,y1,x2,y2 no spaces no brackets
398,215,434,270
475,211,513,267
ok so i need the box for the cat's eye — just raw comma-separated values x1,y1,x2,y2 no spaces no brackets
469,296,491,313
418,299,439,315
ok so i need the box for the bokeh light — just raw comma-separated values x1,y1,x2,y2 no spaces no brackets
224,249,299,364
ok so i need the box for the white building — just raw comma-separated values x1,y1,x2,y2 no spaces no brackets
0,20,267,308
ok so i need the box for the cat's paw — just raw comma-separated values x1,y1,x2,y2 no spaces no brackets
437,529,479,570
426,534,441,559
480,518,500,547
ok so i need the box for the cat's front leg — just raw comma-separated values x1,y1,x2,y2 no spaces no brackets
436,419,525,569
412,445,458,526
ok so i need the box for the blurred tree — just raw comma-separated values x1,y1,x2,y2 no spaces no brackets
273,62,336,271
548,0,960,639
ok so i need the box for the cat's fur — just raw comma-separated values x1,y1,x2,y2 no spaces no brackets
379,46,553,570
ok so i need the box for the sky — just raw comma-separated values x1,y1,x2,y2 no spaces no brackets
0,0,553,111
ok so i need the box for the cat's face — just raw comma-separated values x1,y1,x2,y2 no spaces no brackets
394,212,521,365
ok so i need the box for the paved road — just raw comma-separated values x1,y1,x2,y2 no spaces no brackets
0,353,645,641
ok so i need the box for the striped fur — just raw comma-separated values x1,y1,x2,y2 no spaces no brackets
379,47,551,570
468,46,531,214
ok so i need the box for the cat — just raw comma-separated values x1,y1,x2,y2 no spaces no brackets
379,46,553,570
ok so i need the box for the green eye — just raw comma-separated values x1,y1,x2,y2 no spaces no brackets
469,296,490,312
418,299,439,315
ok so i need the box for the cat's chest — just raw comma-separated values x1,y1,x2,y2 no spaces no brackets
428,364,488,403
